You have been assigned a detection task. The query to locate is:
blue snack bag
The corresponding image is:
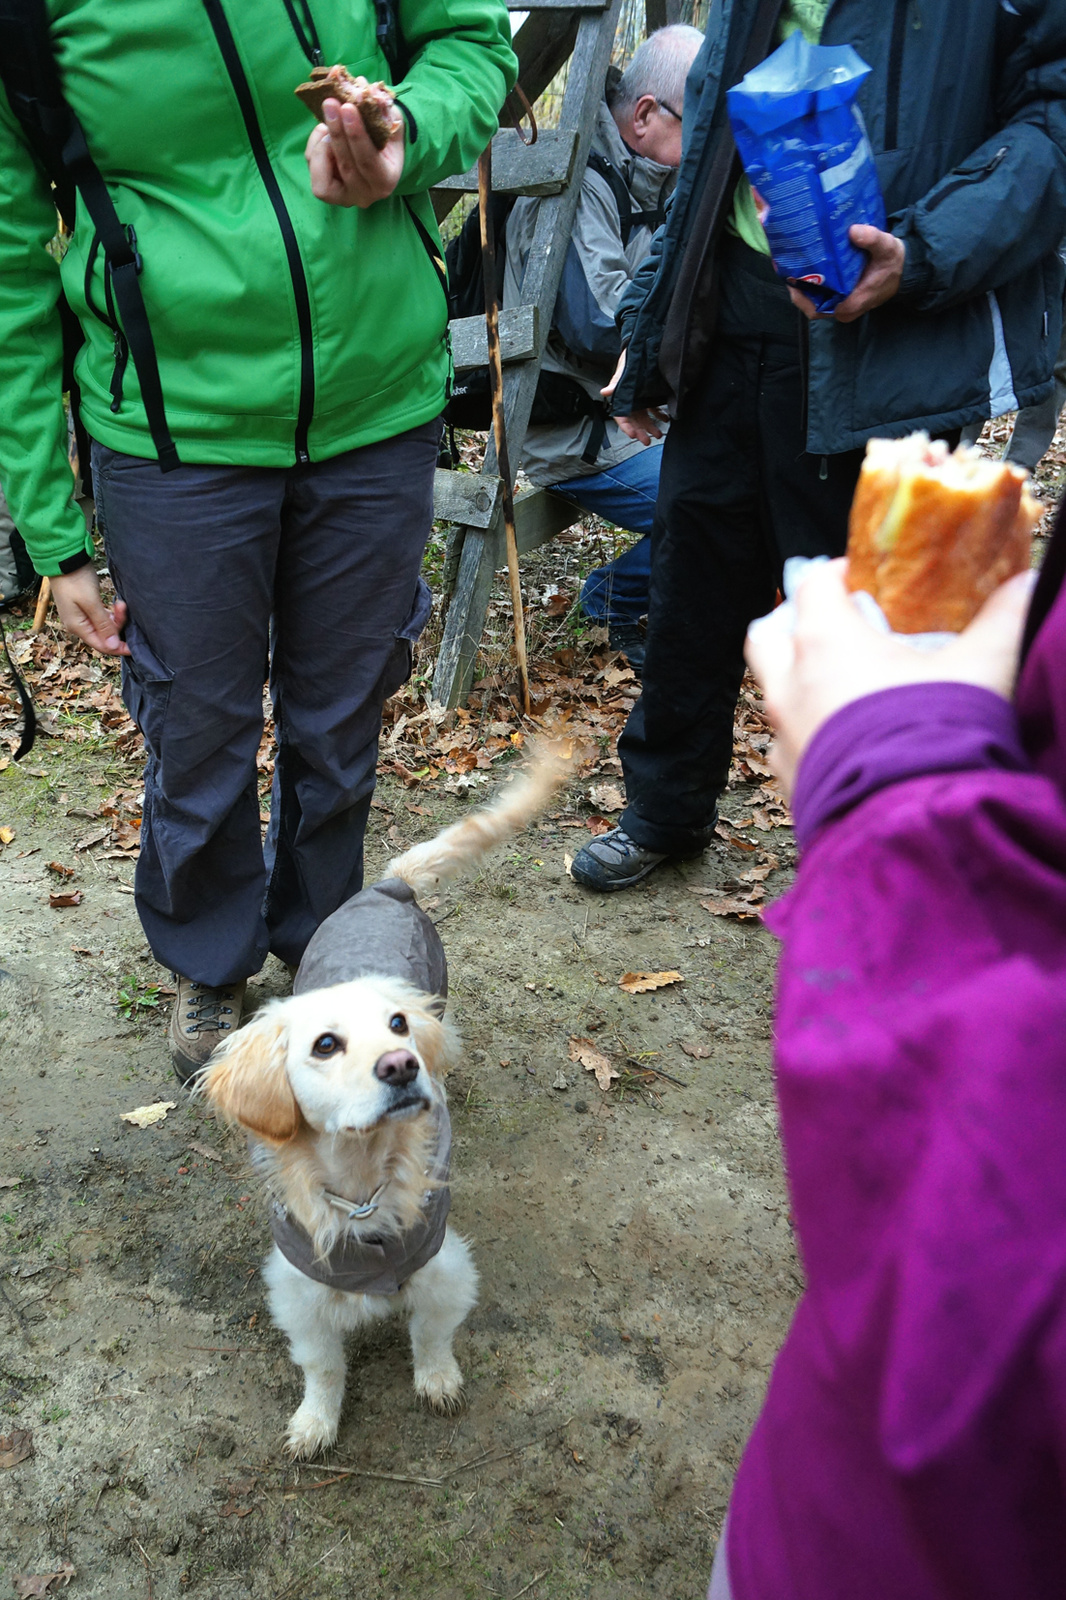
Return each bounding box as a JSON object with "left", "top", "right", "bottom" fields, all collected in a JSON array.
[{"left": 726, "top": 31, "right": 886, "bottom": 310}]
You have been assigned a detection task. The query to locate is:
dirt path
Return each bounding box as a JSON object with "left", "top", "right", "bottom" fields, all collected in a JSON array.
[{"left": 0, "top": 746, "right": 798, "bottom": 1600}]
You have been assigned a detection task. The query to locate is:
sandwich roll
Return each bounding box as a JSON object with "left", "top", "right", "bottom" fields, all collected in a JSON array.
[
  {"left": 846, "top": 433, "right": 1039, "bottom": 634},
  {"left": 294, "top": 66, "right": 402, "bottom": 150}
]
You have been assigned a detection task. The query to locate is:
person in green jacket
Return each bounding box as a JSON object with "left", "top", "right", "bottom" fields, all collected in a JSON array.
[{"left": 0, "top": 0, "right": 516, "bottom": 1081}]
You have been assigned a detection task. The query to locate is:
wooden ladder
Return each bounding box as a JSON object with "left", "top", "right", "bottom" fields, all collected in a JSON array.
[{"left": 429, "top": 0, "right": 625, "bottom": 709}]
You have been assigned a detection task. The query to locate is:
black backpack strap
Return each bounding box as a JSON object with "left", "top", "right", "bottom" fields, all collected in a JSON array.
[
  {"left": 586, "top": 150, "right": 635, "bottom": 246},
  {"left": 373, "top": 0, "right": 409, "bottom": 79},
  {"left": 60, "top": 123, "right": 179, "bottom": 470},
  {"left": 0, "top": 0, "right": 180, "bottom": 472},
  {"left": 586, "top": 150, "right": 669, "bottom": 249},
  {"left": 0, "top": 613, "right": 36, "bottom": 760}
]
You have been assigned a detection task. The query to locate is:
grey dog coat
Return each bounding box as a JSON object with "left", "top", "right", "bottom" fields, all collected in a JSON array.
[{"left": 265, "top": 879, "right": 452, "bottom": 1296}]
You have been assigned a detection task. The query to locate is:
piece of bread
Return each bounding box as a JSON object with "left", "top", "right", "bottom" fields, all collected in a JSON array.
[
  {"left": 294, "top": 66, "right": 401, "bottom": 150},
  {"left": 845, "top": 433, "right": 1039, "bottom": 633}
]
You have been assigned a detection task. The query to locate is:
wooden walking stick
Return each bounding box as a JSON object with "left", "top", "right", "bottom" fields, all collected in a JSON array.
[
  {"left": 477, "top": 140, "right": 530, "bottom": 716},
  {"left": 32, "top": 575, "right": 51, "bottom": 633}
]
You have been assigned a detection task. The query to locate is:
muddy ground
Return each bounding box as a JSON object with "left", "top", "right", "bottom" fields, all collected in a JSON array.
[
  {"left": 4, "top": 402, "right": 1060, "bottom": 1600},
  {"left": 0, "top": 740, "right": 798, "bottom": 1600}
]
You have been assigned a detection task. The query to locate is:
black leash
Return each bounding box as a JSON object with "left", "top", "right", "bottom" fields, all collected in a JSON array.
[{"left": 0, "top": 613, "right": 36, "bottom": 760}]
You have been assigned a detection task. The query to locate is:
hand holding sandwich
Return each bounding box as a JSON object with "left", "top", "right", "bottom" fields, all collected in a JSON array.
[
  {"left": 305, "top": 94, "right": 404, "bottom": 208},
  {"left": 746, "top": 559, "right": 1034, "bottom": 798}
]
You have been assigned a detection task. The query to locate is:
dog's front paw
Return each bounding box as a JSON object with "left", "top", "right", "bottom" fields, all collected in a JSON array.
[
  {"left": 414, "top": 1356, "right": 464, "bottom": 1414},
  {"left": 285, "top": 1404, "right": 339, "bottom": 1460}
]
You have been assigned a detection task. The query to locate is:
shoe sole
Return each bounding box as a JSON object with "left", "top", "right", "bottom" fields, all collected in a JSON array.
[
  {"left": 570, "top": 854, "right": 665, "bottom": 893},
  {"left": 170, "top": 1046, "right": 207, "bottom": 1088}
]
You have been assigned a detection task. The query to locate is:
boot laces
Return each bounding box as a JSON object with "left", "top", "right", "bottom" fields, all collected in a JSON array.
[
  {"left": 185, "top": 981, "right": 237, "bottom": 1034},
  {"left": 594, "top": 827, "right": 637, "bottom": 860}
]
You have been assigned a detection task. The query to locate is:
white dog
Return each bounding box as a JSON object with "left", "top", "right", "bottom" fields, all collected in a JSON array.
[{"left": 202, "top": 750, "right": 561, "bottom": 1457}]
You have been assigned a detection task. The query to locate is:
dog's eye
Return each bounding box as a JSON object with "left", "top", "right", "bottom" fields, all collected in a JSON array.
[
  {"left": 388, "top": 1013, "right": 408, "bottom": 1035},
  {"left": 311, "top": 1033, "right": 344, "bottom": 1058}
]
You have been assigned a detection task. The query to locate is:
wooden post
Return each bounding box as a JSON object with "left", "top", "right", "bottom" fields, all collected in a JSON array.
[{"left": 478, "top": 143, "right": 531, "bottom": 715}]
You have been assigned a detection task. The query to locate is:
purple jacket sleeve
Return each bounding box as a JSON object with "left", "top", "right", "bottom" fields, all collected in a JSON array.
[
  {"left": 789, "top": 682, "right": 1029, "bottom": 851},
  {"left": 732, "top": 684, "right": 1066, "bottom": 1596}
]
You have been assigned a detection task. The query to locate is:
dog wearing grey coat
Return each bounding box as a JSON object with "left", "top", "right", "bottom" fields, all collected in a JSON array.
[{"left": 202, "top": 751, "right": 561, "bottom": 1457}]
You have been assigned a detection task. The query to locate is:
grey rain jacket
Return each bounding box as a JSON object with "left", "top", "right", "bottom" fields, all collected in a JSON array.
[
  {"left": 504, "top": 101, "right": 675, "bottom": 485},
  {"left": 614, "top": 0, "right": 1066, "bottom": 456}
]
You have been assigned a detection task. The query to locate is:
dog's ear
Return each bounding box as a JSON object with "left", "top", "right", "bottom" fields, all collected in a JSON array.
[
  {"left": 201, "top": 1005, "right": 301, "bottom": 1144},
  {"left": 410, "top": 1002, "right": 461, "bottom": 1078}
]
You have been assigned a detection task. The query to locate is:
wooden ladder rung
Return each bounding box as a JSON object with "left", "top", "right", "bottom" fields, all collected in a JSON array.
[
  {"left": 450, "top": 305, "right": 538, "bottom": 372},
  {"left": 432, "top": 128, "right": 578, "bottom": 200},
  {"left": 433, "top": 468, "right": 503, "bottom": 530},
  {"left": 506, "top": 0, "right": 608, "bottom": 9}
]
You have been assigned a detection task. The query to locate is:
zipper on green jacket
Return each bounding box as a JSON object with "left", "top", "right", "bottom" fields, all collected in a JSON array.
[
  {"left": 202, "top": 0, "right": 316, "bottom": 465},
  {"left": 281, "top": 0, "right": 324, "bottom": 67}
]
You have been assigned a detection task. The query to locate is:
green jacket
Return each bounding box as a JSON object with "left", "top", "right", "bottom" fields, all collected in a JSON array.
[{"left": 0, "top": 0, "right": 516, "bottom": 574}]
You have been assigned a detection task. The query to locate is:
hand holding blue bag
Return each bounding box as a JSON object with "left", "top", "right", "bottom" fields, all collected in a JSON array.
[{"left": 726, "top": 31, "right": 886, "bottom": 310}]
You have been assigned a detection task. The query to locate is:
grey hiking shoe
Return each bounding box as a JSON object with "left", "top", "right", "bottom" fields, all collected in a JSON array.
[
  {"left": 570, "top": 826, "right": 669, "bottom": 892},
  {"left": 169, "top": 976, "right": 247, "bottom": 1086}
]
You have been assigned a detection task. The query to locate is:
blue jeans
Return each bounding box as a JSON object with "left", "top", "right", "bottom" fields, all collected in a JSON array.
[{"left": 550, "top": 443, "right": 663, "bottom": 625}]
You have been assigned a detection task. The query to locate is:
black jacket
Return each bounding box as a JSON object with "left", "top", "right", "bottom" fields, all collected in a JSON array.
[{"left": 614, "top": 0, "right": 1066, "bottom": 455}]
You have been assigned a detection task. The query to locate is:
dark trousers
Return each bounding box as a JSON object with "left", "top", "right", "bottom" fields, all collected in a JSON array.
[
  {"left": 618, "top": 243, "right": 863, "bottom": 857},
  {"left": 92, "top": 421, "right": 439, "bottom": 986}
]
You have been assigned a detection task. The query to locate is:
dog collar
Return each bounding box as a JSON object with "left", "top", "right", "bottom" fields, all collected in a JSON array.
[{"left": 323, "top": 1184, "right": 386, "bottom": 1221}]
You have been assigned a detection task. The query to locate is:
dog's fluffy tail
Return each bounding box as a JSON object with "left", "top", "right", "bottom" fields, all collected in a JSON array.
[{"left": 385, "top": 742, "right": 568, "bottom": 899}]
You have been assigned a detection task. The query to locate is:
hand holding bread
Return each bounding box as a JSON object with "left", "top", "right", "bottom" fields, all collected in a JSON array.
[
  {"left": 299, "top": 66, "right": 405, "bottom": 208},
  {"left": 745, "top": 433, "right": 1040, "bottom": 796},
  {"left": 845, "top": 434, "right": 1039, "bottom": 633},
  {"left": 295, "top": 67, "right": 403, "bottom": 149}
]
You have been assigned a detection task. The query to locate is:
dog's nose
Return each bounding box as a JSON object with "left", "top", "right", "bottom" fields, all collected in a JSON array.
[{"left": 374, "top": 1049, "right": 419, "bottom": 1087}]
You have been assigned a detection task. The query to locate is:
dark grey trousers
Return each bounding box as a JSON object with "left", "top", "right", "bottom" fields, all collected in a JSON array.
[{"left": 92, "top": 421, "right": 439, "bottom": 986}]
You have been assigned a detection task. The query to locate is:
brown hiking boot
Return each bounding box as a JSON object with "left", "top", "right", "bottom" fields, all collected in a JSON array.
[{"left": 169, "top": 976, "right": 247, "bottom": 1086}]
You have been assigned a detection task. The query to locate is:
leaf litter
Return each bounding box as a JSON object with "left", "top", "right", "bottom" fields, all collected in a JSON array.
[
  {"left": 12, "top": 1564, "right": 75, "bottom": 1598},
  {"left": 120, "top": 1101, "right": 177, "bottom": 1129},
  {"left": 618, "top": 971, "right": 683, "bottom": 994},
  {"left": 568, "top": 1036, "right": 619, "bottom": 1091},
  {"left": 0, "top": 1429, "right": 34, "bottom": 1469}
]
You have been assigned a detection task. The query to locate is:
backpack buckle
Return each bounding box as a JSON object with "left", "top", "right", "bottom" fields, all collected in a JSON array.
[{"left": 124, "top": 224, "right": 143, "bottom": 275}]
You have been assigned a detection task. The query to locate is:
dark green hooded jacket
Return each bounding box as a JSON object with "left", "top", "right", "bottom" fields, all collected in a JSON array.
[{"left": 614, "top": 0, "right": 1066, "bottom": 456}]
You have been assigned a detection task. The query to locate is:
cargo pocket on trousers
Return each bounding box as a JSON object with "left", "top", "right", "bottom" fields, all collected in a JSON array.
[
  {"left": 381, "top": 576, "right": 433, "bottom": 699},
  {"left": 121, "top": 619, "right": 174, "bottom": 755}
]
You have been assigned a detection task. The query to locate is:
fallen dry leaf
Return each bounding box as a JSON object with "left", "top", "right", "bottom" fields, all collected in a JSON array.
[
  {"left": 738, "top": 864, "right": 773, "bottom": 884},
  {"left": 120, "top": 1100, "right": 177, "bottom": 1129},
  {"left": 0, "top": 1176, "right": 20, "bottom": 1189},
  {"left": 679, "top": 1041, "right": 712, "bottom": 1060},
  {"left": 568, "top": 1036, "right": 619, "bottom": 1092},
  {"left": 563, "top": 853, "right": 574, "bottom": 878},
  {"left": 74, "top": 826, "right": 111, "bottom": 851},
  {"left": 187, "top": 1141, "right": 223, "bottom": 1163},
  {"left": 714, "top": 822, "right": 757, "bottom": 852},
  {"left": 48, "top": 890, "right": 82, "bottom": 909},
  {"left": 699, "top": 897, "right": 762, "bottom": 922},
  {"left": 749, "top": 804, "right": 791, "bottom": 830},
  {"left": 0, "top": 825, "right": 14, "bottom": 845},
  {"left": 13, "top": 1564, "right": 75, "bottom": 1598},
  {"left": 0, "top": 1429, "right": 34, "bottom": 1469},
  {"left": 618, "top": 971, "right": 683, "bottom": 994},
  {"left": 588, "top": 782, "right": 624, "bottom": 813},
  {"left": 46, "top": 861, "right": 74, "bottom": 877},
  {"left": 585, "top": 814, "right": 613, "bottom": 836}
]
